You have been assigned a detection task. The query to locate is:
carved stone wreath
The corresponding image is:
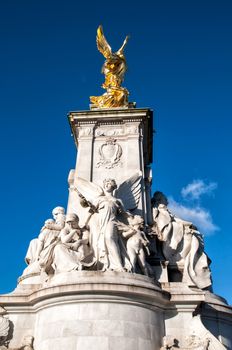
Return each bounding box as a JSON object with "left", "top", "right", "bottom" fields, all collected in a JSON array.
[{"left": 96, "top": 138, "right": 122, "bottom": 169}]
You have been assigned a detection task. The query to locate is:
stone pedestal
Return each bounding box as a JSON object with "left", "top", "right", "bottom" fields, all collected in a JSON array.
[
  {"left": 1, "top": 272, "right": 168, "bottom": 350},
  {"left": 1, "top": 275, "right": 232, "bottom": 349},
  {"left": 67, "top": 108, "right": 153, "bottom": 224}
]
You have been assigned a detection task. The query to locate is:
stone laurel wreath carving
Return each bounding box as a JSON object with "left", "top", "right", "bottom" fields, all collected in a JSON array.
[
  {"left": 78, "top": 127, "right": 93, "bottom": 137},
  {"left": 96, "top": 138, "right": 122, "bottom": 169},
  {"left": 95, "top": 128, "right": 124, "bottom": 137},
  {"left": 126, "top": 126, "right": 139, "bottom": 134}
]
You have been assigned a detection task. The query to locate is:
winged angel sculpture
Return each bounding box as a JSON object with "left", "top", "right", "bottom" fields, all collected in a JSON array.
[
  {"left": 90, "top": 25, "right": 129, "bottom": 108},
  {"left": 76, "top": 172, "right": 142, "bottom": 272}
]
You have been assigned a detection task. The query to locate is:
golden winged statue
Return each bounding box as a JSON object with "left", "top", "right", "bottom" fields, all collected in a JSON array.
[{"left": 90, "top": 25, "right": 129, "bottom": 109}]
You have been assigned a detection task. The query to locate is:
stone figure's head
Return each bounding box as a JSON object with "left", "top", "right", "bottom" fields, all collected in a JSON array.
[
  {"left": 22, "top": 335, "right": 34, "bottom": 346},
  {"left": 128, "top": 215, "right": 144, "bottom": 228},
  {"left": 103, "top": 178, "right": 117, "bottom": 193},
  {"left": 185, "top": 334, "right": 201, "bottom": 347},
  {"left": 52, "top": 206, "right": 65, "bottom": 218},
  {"left": 44, "top": 219, "right": 55, "bottom": 225},
  {"left": 151, "top": 191, "right": 168, "bottom": 207},
  {"left": 162, "top": 335, "right": 176, "bottom": 348},
  {"left": 65, "top": 213, "right": 79, "bottom": 229}
]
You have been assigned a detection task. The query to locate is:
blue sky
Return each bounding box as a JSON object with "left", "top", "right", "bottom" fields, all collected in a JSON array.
[{"left": 0, "top": 1, "right": 231, "bottom": 303}]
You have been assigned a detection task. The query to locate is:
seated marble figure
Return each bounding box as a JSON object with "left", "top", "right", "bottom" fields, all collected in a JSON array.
[
  {"left": 52, "top": 213, "right": 94, "bottom": 273},
  {"left": 23, "top": 206, "right": 66, "bottom": 276},
  {"left": 151, "top": 191, "right": 212, "bottom": 289}
]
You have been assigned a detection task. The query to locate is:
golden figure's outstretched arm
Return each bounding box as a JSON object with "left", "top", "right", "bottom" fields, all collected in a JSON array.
[{"left": 96, "top": 25, "right": 112, "bottom": 59}]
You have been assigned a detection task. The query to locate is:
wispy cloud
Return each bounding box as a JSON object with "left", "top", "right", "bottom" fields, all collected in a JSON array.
[
  {"left": 166, "top": 179, "right": 219, "bottom": 235},
  {"left": 168, "top": 197, "right": 219, "bottom": 235},
  {"left": 181, "top": 179, "right": 217, "bottom": 201}
]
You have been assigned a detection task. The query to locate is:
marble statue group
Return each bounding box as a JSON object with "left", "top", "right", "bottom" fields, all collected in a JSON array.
[{"left": 23, "top": 173, "right": 212, "bottom": 291}]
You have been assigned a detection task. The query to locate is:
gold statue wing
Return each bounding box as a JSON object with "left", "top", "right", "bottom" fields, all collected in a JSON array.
[
  {"left": 116, "top": 35, "right": 129, "bottom": 56},
  {"left": 96, "top": 25, "right": 112, "bottom": 59}
]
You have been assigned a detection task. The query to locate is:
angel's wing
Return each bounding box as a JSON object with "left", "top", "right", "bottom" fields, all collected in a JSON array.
[
  {"left": 76, "top": 177, "right": 104, "bottom": 204},
  {"left": 96, "top": 25, "right": 112, "bottom": 59},
  {"left": 116, "top": 35, "right": 129, "bottom": 56},
  {"left": 115, "top": 171, "right": 142, "bottom": 211}
]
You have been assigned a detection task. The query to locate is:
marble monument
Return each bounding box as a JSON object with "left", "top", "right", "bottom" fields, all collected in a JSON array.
[{"left": 0, "top": 26, "right": 232, "bottom": 350}]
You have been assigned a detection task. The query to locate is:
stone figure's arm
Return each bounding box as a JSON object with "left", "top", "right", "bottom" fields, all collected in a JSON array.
[
  {"left": 174, "top": 216, "right": 192, "bottom": 227},
  {"left": 80, "top": 229, "right": 90, "bottom": 245},
  {"left": 152, "top": 207, "right": 159, "bottom": 219},
  {"left": 116, "top": 221, "right": 135, "bottom": 238},
  {"left": 34, "top": 241, "right": 44, "bottom": 260},
  {"left": 44, "top": 216, "right": 65, "bottom": 231},
  {"left": 116, "top": 199, "right": 133, "bottom": 220},
  {"left": 60, "top": 229, "right": 79, "bottom": 244},
  {"left": 122, "top": 228, "right": 136, "bottom": 239},
  {"left": 71, "top": 230, "right": 89, "bottom": 250},
  {"left": 34, "top": 231, "right": 46, "bottom": 259}
]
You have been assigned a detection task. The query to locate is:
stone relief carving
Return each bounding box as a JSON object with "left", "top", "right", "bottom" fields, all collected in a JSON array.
[
  {"left": 160, "top": 335, "right": 210, "bottom": 350},
  {"left": 95, "top": 128, "right": 123, "bottom": 137},
  {"left": 96, "top": 138, "right": 122, "bottom": 169},
  {"left": 0, "top": 335, "right": 34, "bottom": 350},
  {"left": 151, "top": 191, "right": 212, "bottom": 289},
  {"left": 160, "top": 335, "right": 179, "bottom": 349},
  {"left": 0, "top": 315, "right": 10, "bottom": 348},
  {"left": 185, "top": 335, "right": 210, "bottom": 349},
  {"left": 126, "top": 125, "right": 139, "bottom": 134},
  {"left": 78, "top": 127, "right": 93, "bottom": 137}
]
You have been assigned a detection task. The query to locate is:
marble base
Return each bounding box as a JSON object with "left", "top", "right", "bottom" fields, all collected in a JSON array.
[
  {"left": 1, "top": 273, "right": 232, "bottom": 349},
  {"left": 1, "top": 272, "right": 169, "bottom": 350}
]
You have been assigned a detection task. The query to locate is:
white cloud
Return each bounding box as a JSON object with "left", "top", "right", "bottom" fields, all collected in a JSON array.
[
  {"left": 168, "top": 197, "right": 219, "bottom": 235},
  {"left": 181, "top": 179, "right": 217, "bottom": 200}
]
